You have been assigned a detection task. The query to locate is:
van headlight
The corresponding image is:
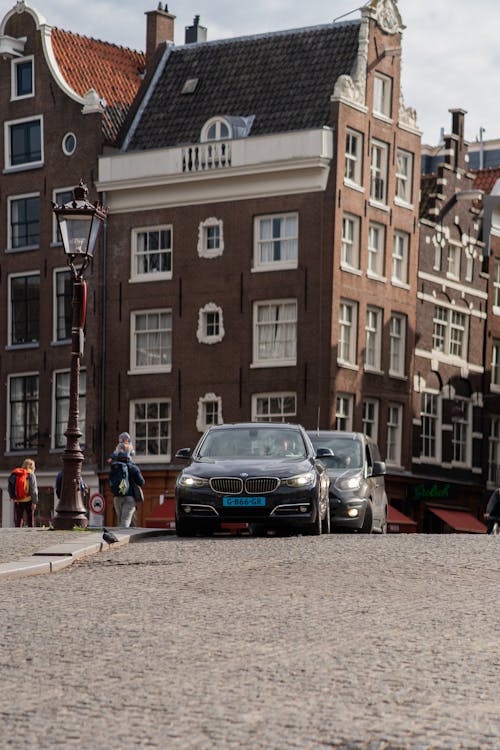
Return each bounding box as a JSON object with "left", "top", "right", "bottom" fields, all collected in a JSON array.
[
  {"left": 335, "top": 475, "right": 361, "bottom": 491},
  {"left": 179, "top": 475, "right": 209, "bottom": 488},
  {"left": 284, "top": 472, "right": 315, "bottom": 488}
]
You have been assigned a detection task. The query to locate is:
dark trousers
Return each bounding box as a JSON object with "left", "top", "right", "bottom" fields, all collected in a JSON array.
[{"left": 14, "top": 502, "right": 34, "bottom": 528}]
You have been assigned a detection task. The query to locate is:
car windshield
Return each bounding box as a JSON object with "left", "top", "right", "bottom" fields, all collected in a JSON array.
[
  {"left": 309, "top": 435, "right": 363, "bottom": 469},
  {"left": 197, "top": 427, "right": 307, "bottom": 459}
]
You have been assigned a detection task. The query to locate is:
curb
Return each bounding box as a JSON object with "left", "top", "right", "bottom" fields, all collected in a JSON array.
[{"left": 0, "top": 528, "right": 172, "bottom": 581}]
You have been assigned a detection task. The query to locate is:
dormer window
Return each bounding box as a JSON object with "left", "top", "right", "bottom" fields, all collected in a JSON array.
[
  {"left": 12, "top": 57, "right": 34, "bottom": 100},
  {"left": 202, "top": 117, "right": 231, "bottom": 142}
]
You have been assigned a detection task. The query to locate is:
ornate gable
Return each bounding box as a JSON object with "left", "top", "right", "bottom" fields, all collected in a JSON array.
[{"left": 365, "top": 0, "right": 405, "bottom": 35}]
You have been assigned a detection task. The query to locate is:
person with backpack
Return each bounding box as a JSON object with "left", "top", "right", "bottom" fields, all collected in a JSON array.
[
  {"left": 8, "top": 458, "right": 39, "bottom": 528},
  {"left": 109, "top": 450, "right": 145, "bottom": 527}
]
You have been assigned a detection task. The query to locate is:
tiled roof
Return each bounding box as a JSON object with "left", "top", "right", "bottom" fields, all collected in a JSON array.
[
  {"left": 125, "top": 22, "right": 361, "bottom": 151},
  {"left": 472, "top": 167, "right": 500, "bottom": 195},
  {"left": 51, "top": 28, "right": 145, "bottom": 144}
]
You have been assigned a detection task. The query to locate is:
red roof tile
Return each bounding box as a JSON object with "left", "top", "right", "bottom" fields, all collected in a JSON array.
[
  {"left": 472, "top": 167, "right": 500, "bottom": 195},
  {"left": 51, "top": 28, "right": 145, "bottom": 144}
]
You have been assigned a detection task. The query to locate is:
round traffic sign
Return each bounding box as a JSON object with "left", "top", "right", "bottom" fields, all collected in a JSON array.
[{"left": 89, "top": 493, "right": 105, "bottom": 514}]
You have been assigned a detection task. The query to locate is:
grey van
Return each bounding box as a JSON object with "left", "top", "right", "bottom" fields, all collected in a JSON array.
[{"left": 307, "top": 431, "right": 388, "bottom": 533}]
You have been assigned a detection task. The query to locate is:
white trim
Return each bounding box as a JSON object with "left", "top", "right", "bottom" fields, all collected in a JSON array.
[
  {"left": 196, "top": 393, "right": 223, "bottom": 432},
  {"left": 417, "top": 270, "right": 488, "bottom": 300},
  {"left": 11, "top": 55, "right": 34, "bottom": 100},
  {"left": 251, "top": 391, "right": 297, "bottom": 422},
  {"left": 252, "top": 298, "right": 297, "bottom": 368},
  {"left": 7, "top": 191, "right": 40, "bottom": 251},
  {"left": 52, "top": 266, "right": 72, "bottom": 343},
  {"left": 197, "top": 303, "right": 225, "bottom": 344},
  {"left": 253, "top": 212, "right": 298, "bottom": 271},
  {"left": 197, "top": 217, "right": 224, "bottom": 258},
  {"left": 130, "top": 225, "right": 173, "bottom": 282},
  {"left": 7, "top": 370, "right": 39, "bottom": 455},
  {"left": 130, "top": 308, "right": 172, "bottom": 373},
  {"left": 414, "top": 348, "right": 484, "bottom": 374},
  {"left": 52, "top": 186, "right": 74, "bottom": 244},
  {"left": 129, "top": 397, "right": 172, "bottom": 463},
  {"left": 7, "top": 270, "right": 40, "bottom": 347},
  {"left": 4, "top": 114, "right": 43, "bottom": 171}
]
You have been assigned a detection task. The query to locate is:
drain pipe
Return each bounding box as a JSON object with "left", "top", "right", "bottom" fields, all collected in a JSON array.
[{"left": 99, "top": 190, "right": 108, "bottom": 472}]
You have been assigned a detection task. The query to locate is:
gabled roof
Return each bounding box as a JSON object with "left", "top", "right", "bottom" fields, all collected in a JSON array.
[
  {"left": 51, "top": 28, "right": 145, "bottom": 144},
  {"left": 472, "top": 167, "right": 500, "bottom": 196},
  {"left": 125, "top": 21, "right": 361, "bottom": 151}
]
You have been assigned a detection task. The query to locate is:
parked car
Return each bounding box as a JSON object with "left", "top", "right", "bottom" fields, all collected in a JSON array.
[
  {"left": 307, "top": 431, "right": 388, "bottom": 533},
  {"left": 175, "top": 423, "right": 331, "bottom": 536}
]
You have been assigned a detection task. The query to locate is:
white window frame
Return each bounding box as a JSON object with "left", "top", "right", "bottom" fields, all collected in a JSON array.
[
  {"left": 201, "top": 117, "right": 232, "bottom": 142},
  {"left": 197, "top": 302, "right": 225, "bottom": 344},
  {"left": 52, "top": 187, "right": 74, "bottom": 244},
  {"left": 370, "top": 139, "right": 389, "bottom": 205},
  {"left": 8, "top": 192, "right": 40, "bottom": 251},
  {"left": 367, "top": 222, "right": 386, "bottom": 278},
  {"left": 491, "top": 340, "right": 500, "bottom": 390},
  {"left": 395, "top": 148, "right": 413, "bottom": 206},
  {"left": 130, "top": 398, "right": 172, "bottom": 462},
  {"left": 197, "top": 217, "right": 224, "bottom": 258},
  {"left": 392, "top": 230, "right": 409, "bottom": 285},
  {"left": 53, "top": 267, "right": 72, "bottom": 343},
  {"left": 345, "top": 128, "right": 363, "bottom": 186},
  {"left": 196, "top": 393, "right": 223, "bottom": 432},
  {"left": 451, "top": 398, "right": 470, "bottom": 467},
  {"left": 252, "top": 392, "right": 297, "bottom": 422},
  {"left": 373, "top": 73, "right": 392, "bottom": 119},
  {"left": 52, "top": 368, "right": 86, "bottom": 450},
  {"left": 386, "top": 403, "right": 403, "bottom": 466},
  {"left": 336, "top": 393, "right": 354, "bottom": 431},
  {"left": 253, "top": 213, "right": 298, "bottom": 271},
  {"left": 341, "top": 214, "right": 361, "bottom": 270},
  {"left": 7, "top": 371, "right": 39, "bottom": 454},
  {"left": 364, "top": 306, "right": 383, "bottom": 372},
  {"left": 338, "top": 299, "right": 358, "bottom": 367},
  {"left": 493, "top": 259, "right": 500, "bottom": 312},
  {"left": 130, "top": 309, "right": 172, "bottom": 373},
  {"left": 420, "top": 391, "right": 440, "bottom": 462},
  {"left": 362, "top": 398, "right": 379, "bottom": 441},
  {"left": 131, "top": 225, "right": 173, "bottom": 282},
  {"left": 389, "top": 313, "right": 406, "bottom": 377},
  {"left": 432, "top": 305, "right": 468, "bottom": 360},
  {"left": 488, "top": 417, "right": 500, "bottom": 486},
  {"left": 252, "top": 299, "right": 297, "bottom": 368},
  {"left": 8, "top": 271, "right": 40, "bottom": 347},
  {"left": 11, "top": 56, "right": 34, "bottom": 100},
  {"left": 446, "top": 244, "right": 460, "bottom": 280},
  {"left": 4, "top": 115, "right": 43, "bottom": 170}
]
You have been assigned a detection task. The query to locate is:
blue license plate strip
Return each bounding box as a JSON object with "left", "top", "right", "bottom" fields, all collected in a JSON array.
[{"left": 223, "top": 496, "right": 266, "bottom": 507}]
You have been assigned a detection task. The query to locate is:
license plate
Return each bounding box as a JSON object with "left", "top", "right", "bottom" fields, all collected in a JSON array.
[{"left": 223, "top": 497, "right": 266, "bottom": 507}]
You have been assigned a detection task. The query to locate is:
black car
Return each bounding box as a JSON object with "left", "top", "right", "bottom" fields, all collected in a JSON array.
[{"left": 175, "top": 423, "right": 331, "bottom": 536}]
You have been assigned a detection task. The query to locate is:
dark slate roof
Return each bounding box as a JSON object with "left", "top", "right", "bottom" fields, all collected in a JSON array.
[{"left": 125, "top": 21, "right": 361, "bottom": 151}]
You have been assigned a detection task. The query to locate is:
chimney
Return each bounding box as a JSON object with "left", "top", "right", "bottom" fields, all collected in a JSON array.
[
  {"left": 145, "top": 3, "right": 175, "bottom": 66},
  {"left": 185, "top": 15, "right": 207, "bottom": 44}
]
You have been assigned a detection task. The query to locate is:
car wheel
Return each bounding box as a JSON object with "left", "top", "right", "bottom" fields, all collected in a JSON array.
[
  {"left": 248, "top": 522, "right": 268, "bottom": 537},
  {"left": 321, "top": 502, "right": 331, "bottom": 534},
  {"left": 175, "top": 515, "right": 198, "bottom": 537},
  {"left": 305, "top": 503, "right": 322, "bottom": 535},
  {"left": 359, "top": 505, "right": 373, "bottom": 534}
]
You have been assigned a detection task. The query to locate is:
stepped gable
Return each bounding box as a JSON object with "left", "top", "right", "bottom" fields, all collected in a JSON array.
[
  {"left": 51, "top": 28, "right": 146, "bottom": 144},
  {"left": 126, "top": 21, "right": 361, "bottom": 151}
]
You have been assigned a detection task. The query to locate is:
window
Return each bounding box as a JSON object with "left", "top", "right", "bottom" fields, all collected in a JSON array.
[
  {"left": 446, "top": 245, "right": 460, "bottom": 279},
  {"left": 9, "top": 194, "right": 40, "bottom": 249},
  {"left": 53, "top": 188, "right": 74, "bottom": 244},
  {"left": 197, "top": 303, "right": 224, "bottom": 344},
  {"left": 252, "top": 393, "right": 297, "bottom": 422},
  {"left": 254, "top": 213, "right": 298, "bottom": 270},
  {"left": 196, "top": 393, "right": 223, "bottom": 432},
  {"left": 389, "top": 313, "right": 406, "bottom": 376},
  {"left": 9, "top": 273, "right": 39, "bottom": 346},
  {"left": 452, "top": 398, "right": 469, "bottom": 465},
  {"left": 432, "top": 306, "right": 467, "bottom": 359},
  {"left": 131, "top": 399, "right": 171, "bottom": 460},
  {"left": 336, "top": 394, "right": 353, "bottom": 431},
  {"left": 392, "top": 231, "right": 409, "bottom": 285},
  {"left": 368, "top": 222, "right": 385, "bottom": 277},
  {"left": 131, "top": 310, "right": 172, "bottom": 372},
  {"left": 338, "top": 299, "right": 358, "bottom": 366},
  {"left": 54, "top": 269, "right": 72, "bottom": 342},
  {"left": 395, "top": 149, "right": 413, "bottom": 204},
  {"left": 365, "top": 306, "right": 383, "bottom": 371},
  {"left": 373, "top": 73, "right": 392, "bottom": 118},
  {"left": 420, "top": 392, "right": 438, "bottom": 459},
  {"left": 53, "top": 370, "right": 86, "bottom": 449},
  {"left": 494, "top": 260, "right": 500, "bottom": 309},
  {"left": 370, "top": 140, "right": 389, "bottom": 204},
  {"left": 201, "top": 117, "right": 231, "bottom": 142},
  {"left": 62, "top": 132, "right": 77, "bottom": 156},
  {"left": 491, "top": 341, "right": 500, "bottom": 388},
  {"left": 341, "top": 214, "right": 361, "bottom": 269},
  {"left": 345, "top": 129, "right": 363, "bottom": 185},
  {"left": 5, "top": 116, "right": 43, "bottom": 169},
  {"left": 362, "top": 398, "right": 379, "bottom": 441},
  {"left": 12, "top": 57, "right": 34, "bottom": 99},
  {"left": 253, "top": 300, "right": 297, "bottom": 367},
  {"left": 8, "top": 374, "right": 39, "bottom": 452},
  {"left": 132, "top": 226, "right": 172, "bottom": 280},
  {"left": 386, "top": 403, "right": 402, "bottom": 465},
  {"left": 488, "top": 418, "right": 500, "bottom": 485},
  {"left": 198, "top": 217, "right": 224, "bottom": 258}
]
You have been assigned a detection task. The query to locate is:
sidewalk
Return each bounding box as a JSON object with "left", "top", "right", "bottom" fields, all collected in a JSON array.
[{"left": 0, "top": 527, "right": 170, "bottom": 581}]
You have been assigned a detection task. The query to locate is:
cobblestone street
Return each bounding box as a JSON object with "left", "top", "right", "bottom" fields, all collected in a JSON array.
[{"left": 1, "top": 533, "right": 499, "bottom": 749}]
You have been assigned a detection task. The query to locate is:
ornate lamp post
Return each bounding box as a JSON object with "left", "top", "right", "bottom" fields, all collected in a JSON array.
[{"left": 51, "top": 181, "right": 107, "bottom": 529}]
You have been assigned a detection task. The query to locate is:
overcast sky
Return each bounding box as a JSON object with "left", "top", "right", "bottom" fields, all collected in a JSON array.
[{"left": 5, "top": 0, "right": 499, "bottom": 145}]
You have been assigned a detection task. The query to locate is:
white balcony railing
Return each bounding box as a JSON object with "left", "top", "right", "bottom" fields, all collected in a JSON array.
[{"left": 182, "top": 142, "right": 232, "bottom": 172}]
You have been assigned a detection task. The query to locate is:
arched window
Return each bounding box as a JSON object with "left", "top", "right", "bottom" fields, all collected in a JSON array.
[{"left": 201, "top": 117, "right": 231, "bottom": 142}]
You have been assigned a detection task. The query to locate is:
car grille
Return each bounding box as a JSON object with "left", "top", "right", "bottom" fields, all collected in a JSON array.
[
  {"left": 210, "top": 477, "right": 244, "bottom": 494},
  {"left": 209, "top": 477, "right": 280, "bottom": 495}
]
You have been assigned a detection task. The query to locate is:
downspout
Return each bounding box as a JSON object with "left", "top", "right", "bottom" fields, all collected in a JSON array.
[{"left": 99, "top": 190, "right": 108, "bottom": 472}]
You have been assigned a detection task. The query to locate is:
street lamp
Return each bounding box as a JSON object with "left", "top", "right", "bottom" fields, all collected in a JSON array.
[{"left": 51, "top": 180, "right": 107, "bottom": 529}]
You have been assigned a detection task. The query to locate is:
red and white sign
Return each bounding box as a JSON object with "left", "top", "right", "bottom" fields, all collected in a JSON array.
[{"left": 89, "top": 493, "right": 105, "bottom": 515}]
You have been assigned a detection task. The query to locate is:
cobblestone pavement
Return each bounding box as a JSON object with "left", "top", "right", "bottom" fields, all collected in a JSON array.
[{"left": 1, "top": 533, "right": 499, "bottom": 749}]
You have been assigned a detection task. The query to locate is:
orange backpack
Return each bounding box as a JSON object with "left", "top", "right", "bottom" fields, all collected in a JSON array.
[{"left": 11, "top": 468, "right": 30, "bottom": 500}]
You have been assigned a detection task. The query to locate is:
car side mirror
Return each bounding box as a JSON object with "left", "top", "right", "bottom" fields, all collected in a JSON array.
[
  {"left": 175, "top": 447, "right": 192, "bottom": 460},
  {"left": 316, "top": 447, "right": 334, "bottom": 458},
  {"left": 371, "top": 460, "right": 386, "bottom": 477}
]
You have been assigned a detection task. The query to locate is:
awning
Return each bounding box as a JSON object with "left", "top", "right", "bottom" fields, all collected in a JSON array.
[
  {"left": 429, "top": 507, "right": 486, "bottom": 533},
  {"left": 387, "top": 505, "right": 417, "bottom": 532}
]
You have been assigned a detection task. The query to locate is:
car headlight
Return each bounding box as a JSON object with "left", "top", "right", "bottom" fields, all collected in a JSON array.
[
  {"left": 283, "top": 471, "right": 315, "bottom": 488},
  {"left": 178, "top": 475, "right": 209, "bottom": 488},
  {"left": 335, "top": 475, "right": 361, "bottom": 491}
]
